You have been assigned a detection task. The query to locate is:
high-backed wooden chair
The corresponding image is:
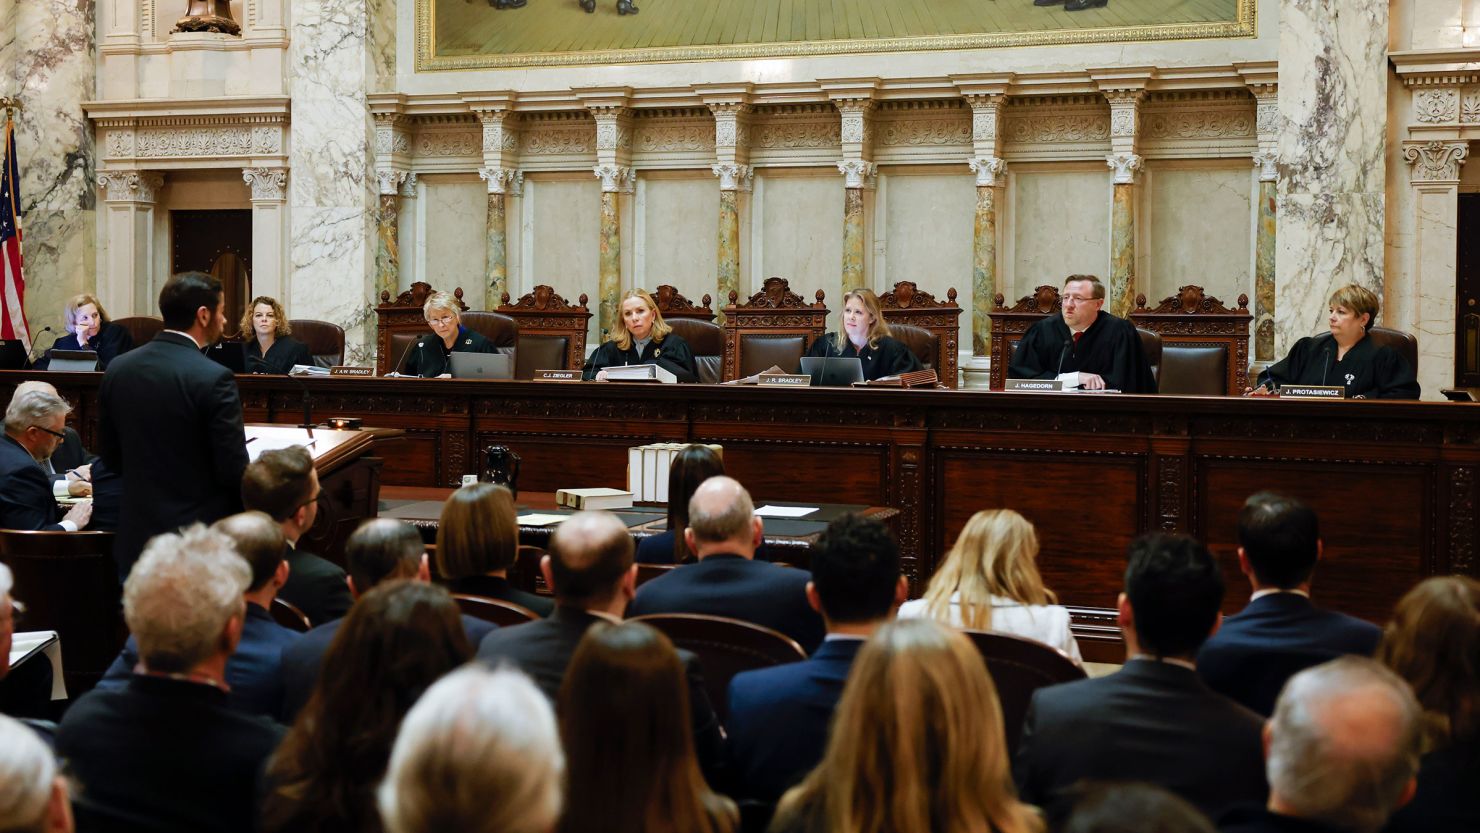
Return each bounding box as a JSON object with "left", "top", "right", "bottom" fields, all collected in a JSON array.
[
  {"left": 1368, "top": 326, "right": 1419, "bottom": 375},
  {"left": 652, "top": 284, "right": 716, "bottom": 322},
  {"left": 452, "top": 593, "right": 540, "bottom": 627},
  {"left": 630, "top": 613, "right": 806, "bottom": 721},
  {"left": 962, "top": 629, "right": 1086, "bottom": 761},
  {"left": 878, "top": 281, "right": 963, "bottom": 388},
  {"left": 988, "top": 285, "right": 1061, "bottom": 390},
  {"left": 1131, "top": 286, "right": 1252, "bottom": 396},
  {"left": 459, "top": 311, "right": 520, "bottom": 351},
  {"left": 113, "top": 316, "right": 164, "bottom": 348},
  {"left": 497, "top": 286, "right": 592, "bottom": 376},
  {"left": 375, "top": 282, "right": 468, "bottom": 375},
  {"left": 287, "top": 319, "right": 346, "bottom": 368},
  {"left": 651, "top": 285, "right": 724, "bottom": 383},
  {"left": 720, "top": 277, "right": 829, "bottom": 381}
]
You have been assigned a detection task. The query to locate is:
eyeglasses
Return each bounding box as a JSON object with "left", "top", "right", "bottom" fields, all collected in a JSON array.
[
  {"left": 429, "top": 315, "right": 457, "bottom": 326},
  {"left": 31, "top": 425, "right": 66, "bottom": 440},
  {"left": 1061, "top": 295, "right": 1101, "bottom": 307}
]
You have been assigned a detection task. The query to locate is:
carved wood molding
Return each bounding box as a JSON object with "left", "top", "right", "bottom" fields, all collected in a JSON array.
[
  {"left": 652, "top": 284, "right": 715, "bottom": 320},
  {"left": 1133, "top": 285, "right": 1249, "bottom": 315},
  {"left": 498, "top": 285, "right": 589, "bottom": 312}
]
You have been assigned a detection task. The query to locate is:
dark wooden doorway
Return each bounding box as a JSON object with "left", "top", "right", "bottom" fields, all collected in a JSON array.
[
  {"left": 1458, "top": 194, "right": 1480, "bottom": 387},
  {"left": 171, "top": 210, "right": 253, "bottom": 336}
]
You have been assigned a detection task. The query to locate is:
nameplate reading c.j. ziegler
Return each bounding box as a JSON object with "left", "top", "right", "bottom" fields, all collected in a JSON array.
[
  {"left": 758, "top": 373, "right": 812, "bottom": 387},
  {"left": 1005, "top": 379, "right": 1064, "bottom": 392},
  {"left": 1279, "top": 385, "right": 1346, "bottom": 399},
  {"left": 534, "top": 369, "right": 581, "bottom": 382},
  {"left": 330, "top": 366, "right": 374, "bottom": 377}
]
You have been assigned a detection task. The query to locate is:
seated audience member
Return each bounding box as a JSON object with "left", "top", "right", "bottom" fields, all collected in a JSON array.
[
  {"left": 637, "top": 443, "right": 725, "bottom": 565},
  {"left": 1016, "top": 534, "right": 1266, "bottom": 821},
  {"left": 899, "top": 508, "right": 1082, "bottom": 664},
  {"left": 770, "top": 618, "right": 1041, "bottom": 833},
  {"left": 582, "top": 289, "right": 699, "bottom": 383},
  {"left": 377, "top": 665, "right": 564, "bottom": 833},
  {"left": 558, "top": 622, "right": 737, "bottom": 833},
  {"left": 1008, "top": 274, "right": 1157, "bottom": 393},
  {"left": 804, "top": 288, "right": 921, "bottom": 381},
  {"left": 56, "top": 526, "right": 284, "bottom": 833},
  {"left": 0, "top": 563, "right": 54, "bottom": 723},
  {"left": 399, "top": 291, "right": 501, "bottom": 378},
  {"left": 1378, "top": 576, "right": 1480, "bottom": 833},
  {"left": 725, "top": 514, "right": 907, "bottom": 805},
  {"left": 0, "top": 389, "right": 92, "bottom": 530},
  {"left": 1052, "top": 782, "right": 1215, "bottom": 833},
  {"left": 0, "top": 713, "right": 73, "bottom": 832},
  {"left": 98, "top": 511, "right": 303, "bottom": 719},
  {"left": 11, "top": 381, "right": 94, "bottom": 493},
  {"left": 436, "top": 483, "right": 553, "bottom": 616},
  {"left": 1197, "top": 492, "right": 1381, "bottom": 716},
  {"left": 241, "top": 296, "right": 314, "bottom": 375},
  {"left": 1253, "top": 284, "right": 1419, "bottom": 400},
  {"left": 32, "top": 292, "right": 133, "bottom": 371},
  {"left": 241, "top": 446, "right": 352, "bottom": 625},
  {"left": 1221, "top": 658, "right": 1422, "bottom": 833},
  {"left": 628, "top": 476, "right": 825, "bottom": 652},
  {"left": 263, "top": 581, "right": 474, "bottom": 833},
  {"left": 280, "top": 518, "right": 496, "bottom": 719},
  {"left": 477, "top": 511, "right": 722, "bottom": 775}
]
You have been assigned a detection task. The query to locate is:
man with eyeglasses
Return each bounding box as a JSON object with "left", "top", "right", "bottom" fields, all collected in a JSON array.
[
  {"left": 0, "top": 388, "right": 93, "bottom": 530},
  {"left": 1007, "top": 274, "right": 1157, "bottom": 393}
]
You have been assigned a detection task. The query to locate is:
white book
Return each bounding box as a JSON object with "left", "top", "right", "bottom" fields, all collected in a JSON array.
[
  {"left": 604, "top": 363, "right": 677, "bottom": 384},
  {"left": 628, "top": 446, "right": 644, "bottom": 495}
]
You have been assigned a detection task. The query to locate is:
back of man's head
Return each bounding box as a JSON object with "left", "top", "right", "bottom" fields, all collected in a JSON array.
[
  {"left": 212, "top": 511, "right": 286, "bottom": 593},
  {"left": 811, "top": 514, "right": 900, "bottom": 624},
  {"left": 124, "top": 524, "right": 251, "bottom": 674},
  {"left": 1053, "top": 782, "right": 1215, "bottom": 833},
  {"left": 1238, "top": 491, "right": 1320, "bottom": 588},
  {"left": 241, "top": 446, "right": 315, "bottom": 522},
  {"left": 158, "top": 271, "right": 222, "bottom": 331},
  {"left": 1267, "top": 657, "right": 1423, "bottom": 833},
  {"left": 547, "top": 511, "right": 633, "bottom": 605},
  {"left": 1124, "top": 533, "right": 1224, "bottom": 658},
  {"left": 0, "top": 712, "right": 62, "bottom": 832},
  {"left": 686, "top": 476, "right": 755, "bottom": 554},
  {"left": 347, "top": 518, "right": 425, "bottom": 592}
]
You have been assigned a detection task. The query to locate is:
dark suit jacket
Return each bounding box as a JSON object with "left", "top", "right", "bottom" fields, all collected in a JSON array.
[
  {"left": 279, "top": 545, "right": 353, "bottom": 626},
  {"left": 47, "top": 426, "right": 94, "bottom": 479},
  {"left": 1196, "top": 592, "right": 1382, "bottom": 716},
  {"left": 0, "top": 433, "right": 63, "bottom": 530},
  {"left": 476, "top": 606, "right": 723, "bottom": 777},
  {"left": 1382, "top": 738, "right": 1480, "bottom": 833},
  {"left": 725, "top": 637, "right": 861, "bottom": 802},
  {"left": 56, "top": 674, "right": 284, "bottom": 833},
  {"left": 99, "top": 331, "right": 248, "bottom": 574},
  {"left": 627, "top": 554, "right": 825, "bottom": 653},
  {"left": 1016, "top": 658, "right": 1267, "bottom": 821},
  {"left": 1220, "top": 805, "right": 1349, "bottom": 833},
  {"left": 279, "top": 611, "right": 495, "bottom": 721},
  {"left": 636, "top": 529, "right": 679, "bottom": 564},
  {"left": 446, "top": 574, "right": 555, "bottom": 617}
]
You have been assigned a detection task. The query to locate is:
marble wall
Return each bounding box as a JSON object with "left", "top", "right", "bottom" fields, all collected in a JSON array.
[
  {"left": 421, "top": 177, "right": 486, "bottom": 297},
  {"left": 636, "top": 176, "right": 718, "bottom": 294},
  {"left": 1145, "top": 164, "right": 1254, "bottom": 306},
  {"left": 1008, "top": 167, "right": 1110, "bottom": 301},
  {"left": 526, "top": 176, "right": 601, "bottom": 340},
  {"left": 879, "top": 171, "right": 975, "bottom": 347},
  {"left": 756, "top": 173, "right": 844, "bottom": 308}
]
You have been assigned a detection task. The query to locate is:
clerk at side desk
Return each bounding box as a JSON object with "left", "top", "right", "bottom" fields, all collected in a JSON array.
[
  {"left": 582, "top": 289, "right": 698, "bottom": 382},
  {"left": 1251, "top": 284, "right": 1420, "bottom": 400},
  {"left": 1008, "top": 274, "right": 1157, "bottom": 394}
]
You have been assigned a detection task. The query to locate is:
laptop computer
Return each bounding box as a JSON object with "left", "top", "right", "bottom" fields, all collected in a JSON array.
[
  {"left": 48, "top": 349, "right": 100, "bottom": 372},
  {"left": 0, "top": 341, "right": 26, "bottom": 370},
  {"left": 450, "top": 351, "right": 514, "bottom": 380},
  {"left": 206, "top": 341, "right": 247, "bottom": 373},
  {"left": 800, "top": 356, "right": 865, "bottom": 387}
]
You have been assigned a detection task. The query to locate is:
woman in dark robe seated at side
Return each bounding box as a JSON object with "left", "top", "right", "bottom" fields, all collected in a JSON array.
[
  {"left": 804, "top": 288, "right": 921, "bottom": 381},
  {"left": 636, "top": 444, "right": 724, "bottom": 565},
  {"left": 435, "top": 482, "right": 554, "bottom": 617},
  {"left": 34, "top": 293, "right": 133, "bottom": 370},
  {"left": 583, "top": 289, "right": 698, "bottom": 382},
  {"left": 241, "top": 295, "right": 313, "bottom": 374},
  {"left": 401, "top": 291, "right": 501, "bottom": 378},
  {"left": 1251, "top": 284, "right": 1420, "bottom": 399}
]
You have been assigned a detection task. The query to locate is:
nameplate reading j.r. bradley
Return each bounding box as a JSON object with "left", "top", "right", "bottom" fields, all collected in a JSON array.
[
  {"left": 758, "top": 373, "right": 812, "bottom": 387},
  {"left": 1279, "top": 385, "right": 1346, "bottom": 399},
  {"left": 1005, "top": 379, "right": 1064, "bottom": 392},
  {"left": 534, "top": 370, "right": 581, "bottom": 382},
  {"left": 330, "top": 366, "right": 374, "bottom": 377}
]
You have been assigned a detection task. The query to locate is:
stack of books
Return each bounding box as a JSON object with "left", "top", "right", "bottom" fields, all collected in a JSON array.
[{"left": 627, "top": 442, "right": 724, "bottom": 502}]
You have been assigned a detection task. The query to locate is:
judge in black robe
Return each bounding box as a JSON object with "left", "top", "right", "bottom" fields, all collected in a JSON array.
[
  {"left": 241, "top": 296, "right": 315, "bottom": 374},
  {"left": 1008, "top": 278, "right": 1157, "bottom": 394},
  {"left": 398, "top": 292, "right": 503, "bottom": 378},
  {"left": 245, "top": 336, "right": 314, "bottom": 374},
  {"left": 1253, "top": 283, "right": 1420, "bottom": 400},
  {"left": 805, "top": 288, "right": 923, "bottom": 382},
  {"left": 33, "top": 294, "right": 134, "bottom": 370},
  {"left": 582, "top": 289, "right": 699, "bottom": 382}
]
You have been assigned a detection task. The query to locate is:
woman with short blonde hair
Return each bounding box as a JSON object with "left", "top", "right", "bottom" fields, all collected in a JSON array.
[
  {"left": 400, "top": 290, "right": 502, "bottom": 377},
  {"left": 804, "top": 288, "right": 921, "bottom": 382},
  {"left": 34, "top": 292, "right": 133, "bottom": 370},
  {"left": 582, "top": 289, "right": 699, "bottom": 382},
  {"left": 435, "top": 482, "right": 552, "bottom": 616},
  {"left": 240, "top": 295, "right": 313, "bottom": 374},
  {"left": 1253, "top": 283, "right": 1419, "bottom": 399}
]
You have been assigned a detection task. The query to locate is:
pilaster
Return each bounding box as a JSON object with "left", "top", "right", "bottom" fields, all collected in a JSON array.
[
  {"left": 958, "top": 75, "right": 1012, "bottom": 363},
  {"left": 97, "top": 170, "right": 164, "bottom": 316},
  {"left": 701, "top": 87, "right": 754, "bottom": 325},
  {"left": 1094, "top": 69, "right": 1153, "bottom": 320},
  {"left": 469, "top": 95, "right": 521, "bottom": 307},
  {"left": 1405, "top": 140, "right": 1469, "bottom": 396},
  {"left": 1246, "top": 77, "right": 1280, "bottom": 362},
  {"left": 581, "top": 89, "right": 634, "bottom": 337},
  {"left": 825, "top": 79, "right": 879, "bottom": 294}
]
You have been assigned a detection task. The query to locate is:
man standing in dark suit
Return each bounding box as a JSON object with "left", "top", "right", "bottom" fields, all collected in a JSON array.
[
  {"left": 99, "top": 272, "right": 248, "bottom": 578},
  {"left": 725, "top": 513, "right": 908, "bottom": 804},
  {"left": 241, "top": 446, "right": 352, "bottom": 626},
  {"left": 1016, "top": 533, "right": 1267, "bottom": 821},
  {"left": 0, "top": 388, "right": 93, "bottom": 530},
  {"left": 627, "top": 476, "right": 825, "bottom": 652},
  {"left": 1197, "top": 492, "right": 1382, "bottom": 716}
]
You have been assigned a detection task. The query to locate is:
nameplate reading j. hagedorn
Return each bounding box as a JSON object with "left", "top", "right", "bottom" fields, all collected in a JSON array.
[
  {"left": 758, "top": 373, "right": 812, "bottom": 387},
  {"left": 535, "top": 369, "right": 581, "bottom": 382},
  {"left": 330, "top": 366, "right": 375, "bottom": 377},
  {"left": 1006, "top": 379, "right": 1064, "bottom": 392},
  {"left": 1278, "top": 385, "right": 1346, "bottom": 399}
]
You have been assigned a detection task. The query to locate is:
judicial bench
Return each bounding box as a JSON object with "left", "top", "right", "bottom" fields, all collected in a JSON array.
[{"left": 5, "top": 370, "right": 1478, "bottom": 662}]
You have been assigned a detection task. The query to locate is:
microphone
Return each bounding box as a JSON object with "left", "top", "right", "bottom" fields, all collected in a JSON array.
[
  {"left": 1055, "top": 338, "right": 1073, "bottom": 378},
  {"left": 386, "top": 338, "right": 419, "bottom": 378},
  {"left": 1320, "top": 346, "right": 1332, "bottom": 386},
  {"left": 25, "top": 327, "right": 56, "bottom": 367}
]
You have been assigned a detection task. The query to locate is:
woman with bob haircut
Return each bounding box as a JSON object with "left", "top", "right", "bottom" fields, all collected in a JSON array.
[
  {"left": 899, "top": 508, "right": 1081, "bottom": 664},
  {"left": 240, "top": 295, "right": 313, "bottom": 375},
  {"left": 400, "top": 291, "right": 501, "bottom": 378},
  {"left": 33, "top": 292, "right": 133, "bottom": 370},
  {"left": 803, "top": 288, "right": 920, "bottom": 382},
  {"left": 558, "top": 622, "right": 737, "bottom": 833},
  {"left": 261, "top": 581, "right": 472, "bottom": 833},
  {"left": 1252, "top": 283, "right": 1419, "bottom": 399},
  {"left": 1378, "top": 576, "right": 1480, "bottom": 833},
  {"left": 770, "top": 618, "right": 1042, "bottom": 833},
  {"left": 435, "top": 482, "right": 552, "bottom": 616},
  {"left": 636, "top": 444, "right": 725, "bottom": 565},
  {"left": 582, "top": 289, "right": 698, "bottom": 382}
]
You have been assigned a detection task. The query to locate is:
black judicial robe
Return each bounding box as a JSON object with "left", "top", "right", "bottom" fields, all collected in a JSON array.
[
  {"left": 806, "top": 334, "right": 922, "bottom": 381},
  {"left": 401, "top": 327, "right": 501, "bottom": 378},
  {"left": 1257, "top": 333, "right": 1420, "bottom": 400},
  {"left": 1009, "top": 312, "right": 1157, "bottom": 394},
  {"left": 33, "top": 322, "right": 134, "bottom": 370},
  {"left": 245, "top": 336, "right": 314, "bottom": 375},
  {"left": 582, "top": 332, "right": 699, "bottom": 382}
]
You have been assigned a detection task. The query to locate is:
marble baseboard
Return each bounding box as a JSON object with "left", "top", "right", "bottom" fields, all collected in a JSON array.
[{"left": 1273, "top": 191, "right": 1385, "bottom": 354}]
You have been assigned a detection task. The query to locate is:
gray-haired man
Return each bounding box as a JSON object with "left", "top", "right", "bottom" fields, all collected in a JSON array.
[{"left": 0, "top": 388, "right": 92, "bottom": 530}]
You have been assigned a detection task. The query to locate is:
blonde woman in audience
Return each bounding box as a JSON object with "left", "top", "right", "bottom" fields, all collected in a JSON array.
[
  {"left": 0, "top": 714, "right": 72, "bottom": 833},
  {"left": 769, "top": 618, "right": 1042, "bottom": 833},
  {"left": 377, "top": 664, "right": 564, "bottom": 833},
  {"left": 899, "top": 508, "right": 1082, "bottom": 664}
]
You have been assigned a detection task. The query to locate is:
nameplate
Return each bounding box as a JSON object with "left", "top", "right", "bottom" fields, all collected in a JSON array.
[
  {"left": 1279, "top": 385, "right": 1346, "bottom": 399},
  {"left": 758, "top": 373, "right": 812, "bottom": 387},
  {"left": 1005, "top": 379, "right": 1064, "bottom": 392},
  {"left": 534, "top": 369, "right": 581, "bottom": 382},
  {"left": 330, "top": 366, "right": 374, "bottom": 377}
]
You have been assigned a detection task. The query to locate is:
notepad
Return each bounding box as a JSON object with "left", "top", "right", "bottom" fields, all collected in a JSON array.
[
  {"left": 754, "top": 505, "right": 819, "bottom": 519},
  {"left": 517, "top": 513, "right": 570, "bottom": 526}
]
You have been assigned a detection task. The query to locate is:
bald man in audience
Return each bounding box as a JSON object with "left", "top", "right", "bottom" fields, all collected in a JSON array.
[
  {"left": 1220, "top": 657, "right": 1422, "bottom": 833},
  {"left": 0, "top": 389, "right": 92, "bottom": 531},
  {"left": 627, "top": 476, "right": 824, "bottom": 652}
]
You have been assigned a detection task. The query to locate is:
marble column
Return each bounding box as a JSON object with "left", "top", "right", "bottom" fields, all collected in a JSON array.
[
  {"left": 478, "top": 168, "right": 521, "bottom": 308},
  {"left": 244, "top": 168, "right": 290, "bottom": 306},
  {"left": 968, "top": 156, "right": 1005, "bottom": 356},
  {"left": 712, "top": 163, "right": 752, "bottom": 325},
  {"left": 1404, "top": 141, "right": 1468, "bottom": 396},
  {"left": 96, "top": 171, "right": 163, "bottom": 318},
  {"left": 838, "top": 161, "right": 875, "bottom": 293},
  {"left": 1106, "top": 154, "right": 1143, "bottom": 320},
  {"left": 1275, "top": 0, "right": 1388, "bottom": 353},
  {"left": 1252, "top": 153, "right": 1278, "bottom": 362},
  {"left": 374, "top": 170, "right": 406, "bottom": 300},
  {"left": 595, "top": 165, "right": 632, "bottom": 336}
]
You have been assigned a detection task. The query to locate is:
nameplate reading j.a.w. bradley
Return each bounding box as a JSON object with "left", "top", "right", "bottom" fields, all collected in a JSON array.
[
  {"left": 1006, "top": 379, "right": 1064, "bottom": 392},
  {"left": 1279, "top": 385, "right": 1346, "bottom": 399},
  {"left": 534, "top": 369, "right": 581, "bottom": 382},
  {"left": 758, "top": 373, "right": 812, "bottom": 387},
  {"left": 330, "top": 366, "right": 374, "bottom": 377}
]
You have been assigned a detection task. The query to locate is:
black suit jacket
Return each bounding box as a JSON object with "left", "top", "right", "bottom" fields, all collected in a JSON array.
[
  {"left": 627, "top": 554, "right": 825, "bottom": 653},
  {"left": 0, "top": 434, "right": 63, "bottom": 530},
  {"left": 99, "top": 332, "right": 248, "bottom": 574},
  {"left": 446, "top": 574, "right": 555, "bottom": 617},
  {"left": 47, "top": 426, "right": 93, "bottom": 479},
  {"left": 1016, "top": 659, "right": 1267, "bottom": 820},
  {"left": 1196, "top": 592, "right": 1382, "bottom": 716},
  {"left": 279, "top": 546, "right": 354, "bottom": 627}
]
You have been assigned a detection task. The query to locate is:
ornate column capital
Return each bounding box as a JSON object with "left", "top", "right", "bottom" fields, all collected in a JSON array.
[
  {"left": 241, "top": 167, "right": 287, "bottom": 201},
  {"left": 1403, "top": 141, "right": 1469, "bottom": 184},
  {"left": 472, "top": 107, "right": 521, "bottom": 167},
  {"left": 98, "top": 170, "right": 165, "bottom": 203},
  {"left": 1102, "top": 88, "right": 1146, "bottom": 156},
  {"left": 708, "top": 101, "right": 753, "bottom": 166},
  {"left": 711, "top": 163, "right": 754, "bottom": 192},
  {"left": 963, "top": 94, "right": 1007, "bottom": 158},
  {"left": 376, "top": 169, "right": 408, "bottom": 196},
  {"left": 479, "top": 166, "right": 524, "bottom": 195},
  {"left": 1252, "top": 152, "right": 1279, "bottom": 183},
  {"left": 586, "top": 105, "right": 633, "bottom": 167},
  {"left": 837, "top": 159, "right": 877, "bottom": 190},
  {"left": 400, "top": 172, "right": 419, "bottom": 198},
  {"left": 833, "top": 97, "right": 875, "bottom": 159},
  {"left": 1106, "top": 153, "right": 1144, "bottom": 185},
  {"left": 594, "top": 164, "right": 635, "bottom": 194},
  {"left": 372, "top": 112, "right": 411, "bottom": 165},
  {"left": 967, "top": 156, "right": 1006, "bottom": 188}
]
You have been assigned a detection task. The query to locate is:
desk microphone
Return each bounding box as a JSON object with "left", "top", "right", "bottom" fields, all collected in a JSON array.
[
  {"left": 386, "top": 338, "right": 419, "bottom": 378},
  {"left": 1054, "top": 338, "right": 1073, "bottom": 378},
  {"left": 25, "top": 327, "right": 55, "bottom": 367},
  {"left": 1320, "top": 347, "right": 1332, "bottom": 386}
]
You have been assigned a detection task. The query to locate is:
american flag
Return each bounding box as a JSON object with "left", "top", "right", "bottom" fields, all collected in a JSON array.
[{"left": 1, "top": 112, "right": 31, "bottom": 353}]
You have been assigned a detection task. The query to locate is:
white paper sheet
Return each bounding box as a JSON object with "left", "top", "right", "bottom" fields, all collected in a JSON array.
[{"left": 753, "top": 505, "right": 819, "bottom": 518}]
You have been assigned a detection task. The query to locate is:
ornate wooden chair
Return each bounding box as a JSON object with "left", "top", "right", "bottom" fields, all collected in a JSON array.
[
  {"left": 961, "top": 629, "right": 1086, "bottom": 760},
  {"left": 113, "top": 316, "right": 164, "bottom": 348},
  {"left": 375, "top": 282, "right": 468, "bottom": 375},
  {"left": 987, "top": 285, "right": 1061, "bottom": 390},
  {"left": 629, "top": 613, "right": 807, "bottom": 721},
  {"left": 497, "top": 286, "right": 592, "bottom": 377},
  {"left": 451, "top": 593, "right": 540, "bottom": 627},
  {"left": 652, "top": 285, "right": 724, "bottom": 383},
  {"left": 1368, "top": 326, "right": 1419, "bottom": 375},
  {"left": 877, "top": 281, "right": 963, "bottom": 388},
  {"left": 720, "top": 277, "right": 830, "bottom": 381},
  {"left": 652, "top": 284, "right": 716, "bottom": 322},
  {"left": 1131, "top": 286, "right": 1252, "bottom": 396},
  {"left": 287, "top": 319, "right": 346, "bottom": 368}
]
